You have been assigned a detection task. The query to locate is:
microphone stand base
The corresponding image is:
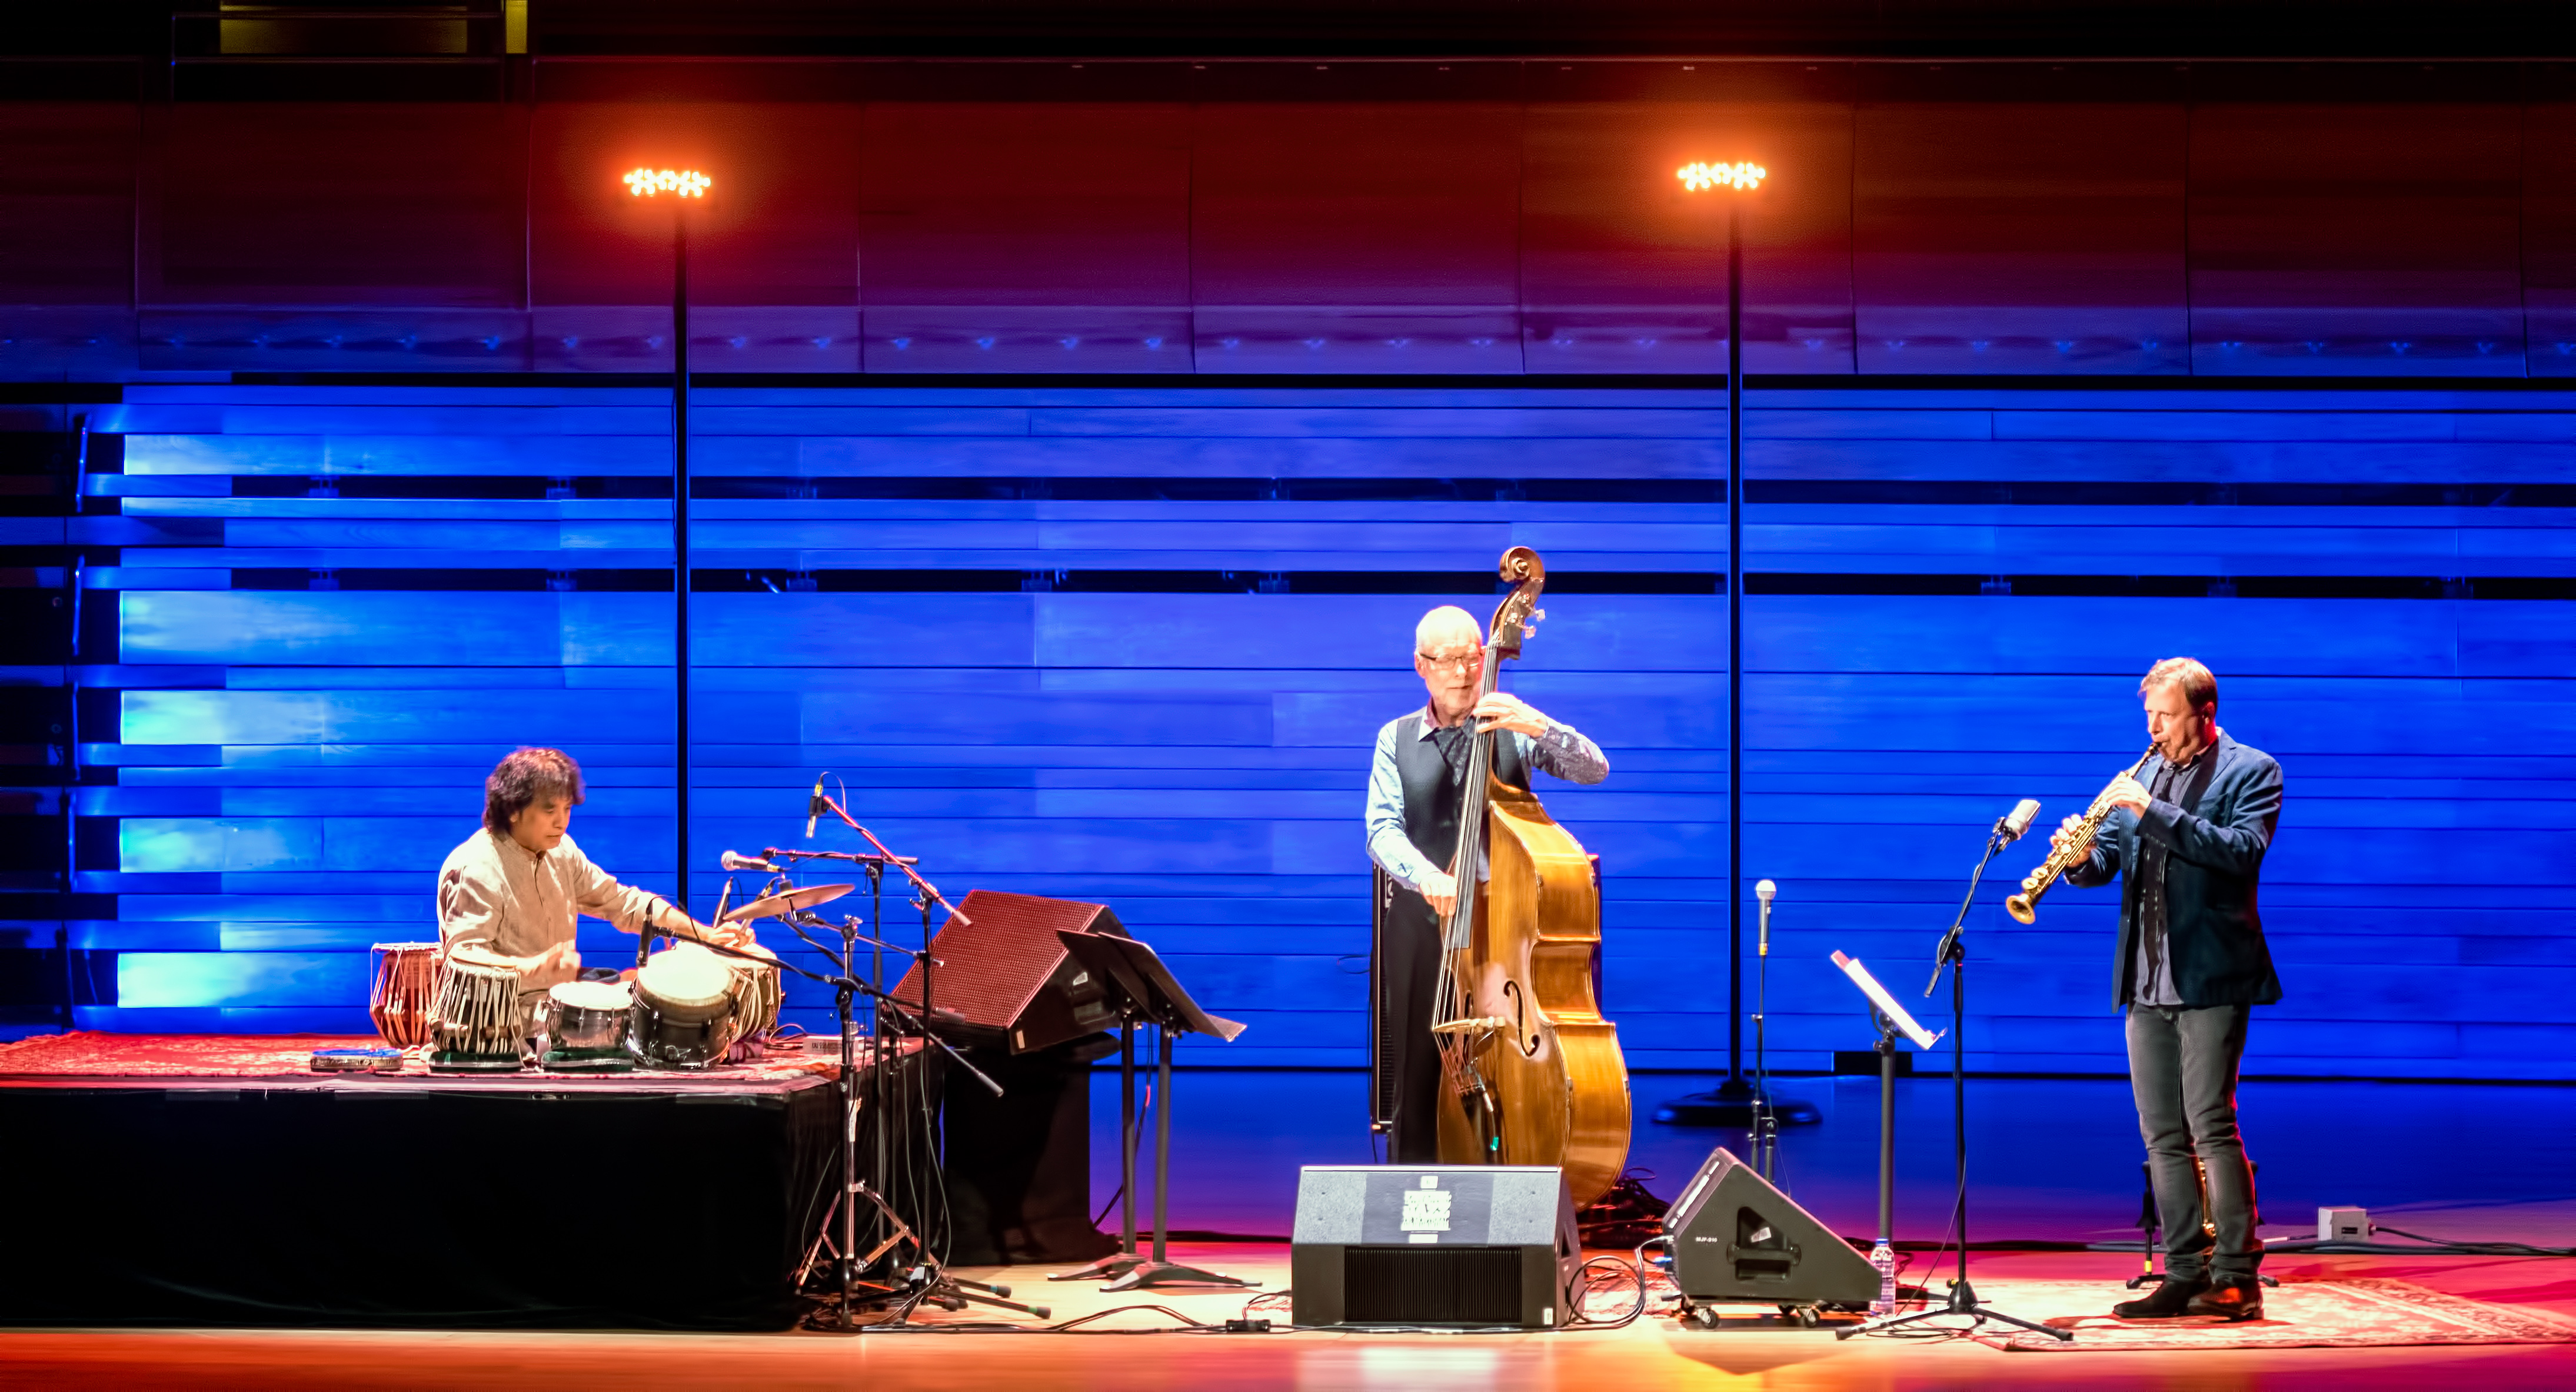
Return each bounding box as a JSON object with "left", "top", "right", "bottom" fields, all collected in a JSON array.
[
  {"left": 1050, "top": 1250, "right": 1145, "bottom": 1283},
  {"left": 1835, "top": 1275, "right": 2073, "bottom": 1343},
  {"left": 1654, "top": 1077, "right": 1822, "bottom": 1128},
  {"left": 1100, "top": 1260, "right": 1257, "bottom": 1293}
]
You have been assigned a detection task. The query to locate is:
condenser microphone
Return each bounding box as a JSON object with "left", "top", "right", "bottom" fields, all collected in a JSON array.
[
  {"left": 2000, "top": 798, "right": 2042, "bottom": 843},
  {"left": 1755, "top": 879, "right": 1776, "bottom": 956},
  {"left": 720, "top": 850, "right": 780, "bottom": 873},
  {"left": 806, "top": 772, "right": 827, "bottom": 839}
]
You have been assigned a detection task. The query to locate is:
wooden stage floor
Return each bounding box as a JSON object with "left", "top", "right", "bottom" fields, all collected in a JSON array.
[
  {"left": 5, "top": 1072, "right": 2572, "bottom": 1387},
  {"left": 4, "top": 1236, "right": 2571, "bottom": 1390}
]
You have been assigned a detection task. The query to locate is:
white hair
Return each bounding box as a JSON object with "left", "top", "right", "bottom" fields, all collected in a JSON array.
[{"left": 1413, "top": 605, "right": 1480, "bottom": 656}]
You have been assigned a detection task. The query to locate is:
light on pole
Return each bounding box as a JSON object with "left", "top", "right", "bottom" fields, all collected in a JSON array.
[
  {"left": 1659, "top": 158, "right": 1817, "bottom": 1138},
  {"left": 626, "top": 166, "right": 710, "bottom": 958}
]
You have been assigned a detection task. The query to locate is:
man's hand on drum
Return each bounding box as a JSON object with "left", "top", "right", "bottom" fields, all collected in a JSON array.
[{"left": 1421, "top": 868, "right": 1461, "bottom": 916}]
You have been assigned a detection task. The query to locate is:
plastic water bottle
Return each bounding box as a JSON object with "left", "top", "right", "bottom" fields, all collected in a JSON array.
[{"left": 1869, "top": 1240, "right": 1898, "bottom": 1315}]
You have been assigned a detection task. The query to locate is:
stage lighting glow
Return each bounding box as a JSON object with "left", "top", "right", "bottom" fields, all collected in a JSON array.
[
  {"left": 624, "top": 168, "right": 711, "bottom": 198},
  {"left": 1678, "top": 161, "right": 1765, "bottom": 192}
]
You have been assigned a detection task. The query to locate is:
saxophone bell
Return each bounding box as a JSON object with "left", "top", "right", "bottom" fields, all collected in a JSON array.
[{"left": 2001, "top": 748, "right": 2156, "bottom": 926}]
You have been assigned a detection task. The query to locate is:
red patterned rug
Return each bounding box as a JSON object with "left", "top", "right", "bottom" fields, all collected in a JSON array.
[
  {"left": 0, "top": 1031, "right": 841, "bottom": 1081},
  {"left": 1968, "top": 1276, "right": 2576, "bottom": 1351}
]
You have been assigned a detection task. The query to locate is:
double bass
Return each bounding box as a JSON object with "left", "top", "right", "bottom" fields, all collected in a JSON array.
[{"left": 1430, "top": 547, "right": 1632, "bottom": 1207}]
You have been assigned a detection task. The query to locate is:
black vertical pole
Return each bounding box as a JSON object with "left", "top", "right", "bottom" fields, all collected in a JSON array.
[
  {"left": 1955, "top": 951, "right": 1968, "bottom": 1255},
  {"left": 1151, "top": 1022, "right": 1174, "bottom": 1265},
  {"left": 1878, "top": 1029, "right": 1896, "bottom": 1245},
  {"left": 1121, "top": 1019, "right": 1139, "bottom": 1257},
  {"left": 675, "top": 208, "right": 692, "bottom": 913},
  {"left": 668, "top": 205, "right": 693, "bottom": 950},
  {"left": 1726, "top": 202, "right": 1745, "bottom": 1087}
]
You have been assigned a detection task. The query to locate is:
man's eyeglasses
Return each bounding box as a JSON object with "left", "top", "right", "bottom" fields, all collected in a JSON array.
[{"left": 1416, "top": 649, "right": 1486, "bottom": 671}]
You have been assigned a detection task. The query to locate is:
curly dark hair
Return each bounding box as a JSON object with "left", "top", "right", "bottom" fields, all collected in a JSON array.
[{"left": 483, "top": 747, "right": 586, "bottom": 836}]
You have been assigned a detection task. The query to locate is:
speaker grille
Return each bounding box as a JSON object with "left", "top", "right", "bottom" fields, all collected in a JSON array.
[
  {"left": 886, "top": 889, "right": 1119, "bottom": 1031},
  {"left": 1342, "top": 1246, "right": 1524, "bottom": 1325}
]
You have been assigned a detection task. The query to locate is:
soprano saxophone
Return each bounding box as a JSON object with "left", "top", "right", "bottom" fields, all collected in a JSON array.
[{"left": 2004, "top": 748, "right": 2156, "bottom": 925}]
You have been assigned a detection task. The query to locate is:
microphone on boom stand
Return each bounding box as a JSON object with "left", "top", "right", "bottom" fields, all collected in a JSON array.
[
  {"left": 721, "top": 849, "right": 783, "bottom": 873},
  {"left": 806, "top": 772, "right": 827, "bottom": 839},
  {"left": 1843, "top": 795, "right": 2072, "bottom": 1343}
]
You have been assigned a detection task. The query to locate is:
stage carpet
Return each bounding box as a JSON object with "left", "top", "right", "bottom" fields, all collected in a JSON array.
[{"left": 2, "top": 1244, "right": 2573, "bottom": 1389}]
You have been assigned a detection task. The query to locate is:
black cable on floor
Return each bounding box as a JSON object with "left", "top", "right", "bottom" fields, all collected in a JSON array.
[{"left": 1562, "top": 1255, "right": 1648, "bottom": 1330}]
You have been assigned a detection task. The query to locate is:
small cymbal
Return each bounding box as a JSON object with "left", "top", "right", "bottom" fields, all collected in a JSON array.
[{"left": 721, "top": 882, "right": 854, "bottom": 923}]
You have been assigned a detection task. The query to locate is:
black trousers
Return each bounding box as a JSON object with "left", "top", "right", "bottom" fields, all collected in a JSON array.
[
  {"left": 2126, "top": 1002, "right": 2264, "bottom": 1282},
  {"left": 1377, "top": 886, "right": 1445, "bottom": 1164}
]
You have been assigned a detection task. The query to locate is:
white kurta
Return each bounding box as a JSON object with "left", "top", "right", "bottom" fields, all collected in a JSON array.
[{"left": 435, "top": 829, "right": 671, "bottom": 997}]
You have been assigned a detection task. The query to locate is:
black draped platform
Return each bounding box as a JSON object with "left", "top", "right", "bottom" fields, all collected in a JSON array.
[{"left": 0, "top": 1069, "right": 841, "bottom": 1330}]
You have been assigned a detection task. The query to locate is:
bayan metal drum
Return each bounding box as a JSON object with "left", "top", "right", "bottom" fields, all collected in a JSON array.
[
  {"left": 543, "top": 978, "right": 635, "bottom": 1072},
  {"left": 721, "top": 942, "right": 784, "bottom": 1063},
  {"left": 367, "top": 942, "right": 440, "bottom": 1049},
  {"left": 629, "top": 943, "right": 735, "bottom": 1070},
  {"left": 431, "top": 943, "right": 524, "bottom": 1073}
]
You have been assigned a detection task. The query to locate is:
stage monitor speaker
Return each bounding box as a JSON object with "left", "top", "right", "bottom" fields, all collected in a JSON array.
[
  {"left": 1290, "top": 1165, "right": 1579, "bottom": 1328},
  {"left": 887, "top": 889, "right": 1130, "bottom": 1054},
  {"left": 1663, "top": 1146, "right": 1878, "bottom": 1308}
]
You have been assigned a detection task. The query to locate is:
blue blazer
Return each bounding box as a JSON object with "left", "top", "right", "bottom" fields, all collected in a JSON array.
[{"left": 2065, "top": 730, "right": 2285, "bottom": 1008}]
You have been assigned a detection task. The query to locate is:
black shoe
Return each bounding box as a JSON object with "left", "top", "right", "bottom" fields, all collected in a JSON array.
[
  {"left": 2112, "top": 1277, "right": 2209, "bottom": 1320},
  {"left": 2185, "top": 1280, "right": 2265, "bottom": 1321}
]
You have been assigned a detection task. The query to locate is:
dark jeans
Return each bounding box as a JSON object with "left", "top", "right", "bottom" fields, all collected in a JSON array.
[{"left": 2126, "top": 1002, "right": 2263, "bottom": 1282}]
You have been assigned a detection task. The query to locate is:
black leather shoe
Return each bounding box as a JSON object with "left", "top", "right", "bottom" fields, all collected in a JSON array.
[
  {"left": 2186, "top": 1280, "right": 2265, "bottom": 1321},
  {"left": 2112, "top": 1277, "right": 2209, "bottom": 1319}
]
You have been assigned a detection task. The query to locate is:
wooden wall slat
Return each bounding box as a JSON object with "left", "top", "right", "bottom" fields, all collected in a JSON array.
[{"left": 54, "top": 382, "right": 2574, "bottom": 1078}]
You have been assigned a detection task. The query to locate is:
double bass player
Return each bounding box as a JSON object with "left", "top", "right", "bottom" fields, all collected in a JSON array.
[{"left": 1363, "top": 604, "right": 1608, "bottom": 1162}]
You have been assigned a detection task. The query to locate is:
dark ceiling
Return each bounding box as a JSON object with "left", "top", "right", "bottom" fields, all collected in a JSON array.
[{"left": 8, "top": 1, "right": 2574, "bottom": 62}]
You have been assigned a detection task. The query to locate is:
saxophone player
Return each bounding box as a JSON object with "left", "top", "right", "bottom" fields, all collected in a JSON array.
[{"left": 2059, "top": 657, "right": 2284, "bottom": 1323}]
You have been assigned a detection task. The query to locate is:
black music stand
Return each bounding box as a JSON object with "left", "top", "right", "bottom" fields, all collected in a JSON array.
[{"left": 1054, "top": 929, "right": 1256, "bottom": 1292}]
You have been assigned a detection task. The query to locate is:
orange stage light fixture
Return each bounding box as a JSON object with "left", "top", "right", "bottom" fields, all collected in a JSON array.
[
  {"left": 624, "top": 167, "right": 711, "bottom": 198},
  {"left": 1677, "top": 161, "right": 1765, "bottom": 192}
]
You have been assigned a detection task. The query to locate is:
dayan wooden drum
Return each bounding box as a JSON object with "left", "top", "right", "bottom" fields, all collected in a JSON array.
[
  {"left": 720, "top": 942, "right": 784, "bottom": 1063},
  {"left": 430, "top": 942, "right": 524, "bottom": 1072}
]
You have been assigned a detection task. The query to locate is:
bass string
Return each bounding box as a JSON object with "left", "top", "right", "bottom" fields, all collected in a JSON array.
[{"left": 1432, "top": 633, "right": 1506, "bottom": 1035}]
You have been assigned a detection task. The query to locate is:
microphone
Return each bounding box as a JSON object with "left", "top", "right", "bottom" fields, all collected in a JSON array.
[
  {"left": 720, "top": 850, "right": 780, "bottom": 873},
  {"left": 805, "top": 771, "right": 826, "bottom": 839},
  {"left": 1999, "top": 798, "right": 2042, "bottom": 843},
  {"left": 1755, "top": 879, "right": 1776, "bottom": 957}
]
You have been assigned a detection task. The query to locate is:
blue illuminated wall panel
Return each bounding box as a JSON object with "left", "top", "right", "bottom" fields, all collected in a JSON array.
[{"left": 38, "top": 381, "right": 2575, "bottom": 1081}]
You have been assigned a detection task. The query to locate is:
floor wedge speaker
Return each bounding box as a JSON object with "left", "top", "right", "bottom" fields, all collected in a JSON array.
[
  {"left": 887, "top": 889, "right": 1129, "bottom": 1054},
  {"left": 1291, "top": 1165, "right": 1580, "bottom": 1328},
  {"left": 1664, "top": 1147, "right": 1879, "bottom": 1311}
]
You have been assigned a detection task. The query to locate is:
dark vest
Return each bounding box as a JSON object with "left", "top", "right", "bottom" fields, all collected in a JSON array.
[{"left": 1391, "top": 711, "right": 1530, "bottom": 872}]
